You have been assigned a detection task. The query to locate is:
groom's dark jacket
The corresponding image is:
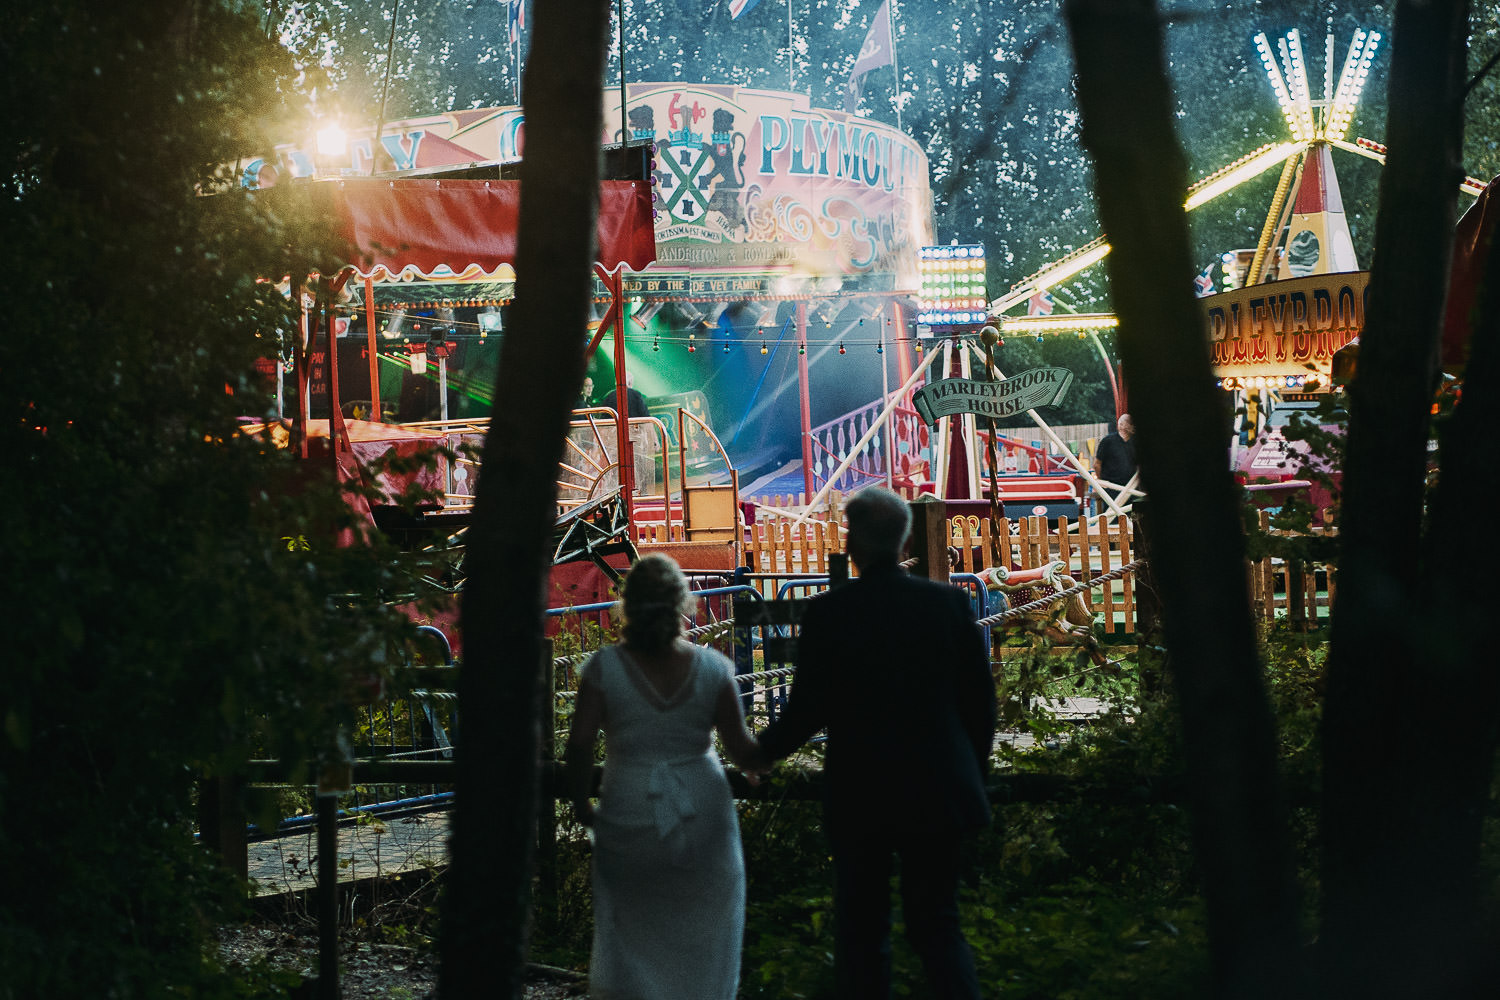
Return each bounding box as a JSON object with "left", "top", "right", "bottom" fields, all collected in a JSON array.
[{"left": 757, "top": 564, "right": 996, "bottom": 839}]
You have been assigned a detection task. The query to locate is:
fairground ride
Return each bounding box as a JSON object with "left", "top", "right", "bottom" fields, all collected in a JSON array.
[{"left": 973, "top": 26, "right": 1489, "bottom": 520}]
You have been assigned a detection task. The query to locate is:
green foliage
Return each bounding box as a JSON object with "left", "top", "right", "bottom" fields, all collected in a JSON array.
[{"left": 0, "top": 2, "right": 434, "bottom": 995}]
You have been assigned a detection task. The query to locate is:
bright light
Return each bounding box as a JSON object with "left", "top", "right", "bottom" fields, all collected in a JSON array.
[
  {"left": 1185, "top": 142, "right": 1302, "bottom": 210},
  {"left": 1281, "top": 30, "right": 1317, "bottom": 142},
  {"left": 1001, "top": 313, "right": 1119, "bottom": 334},
  {"left": 919, "top": 244, "right": 987, "bottom": 326},
  {"left": 1256, "top": 32, "right": 1306, "bottom": 142},
  {"left": 1034, "top": 241, "right": 1110, "bottom": 292},
  {"left": 316, "top": 124, "right": 347, "bottom": 157},
  {"left": 1325, "top": 29, "right": 1380, "bottom": 142}
]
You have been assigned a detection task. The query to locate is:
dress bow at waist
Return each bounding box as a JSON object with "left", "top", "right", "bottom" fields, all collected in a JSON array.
[{"left": 646, "top": 753, "right": 707, "bottom": 841}]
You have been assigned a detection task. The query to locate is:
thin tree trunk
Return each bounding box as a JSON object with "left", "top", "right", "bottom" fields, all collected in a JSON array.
[
  {"left": 1064, "top": 2, "right": 1303, "bottom": 995},
  {"left": 439, "top": 2, "right": 613, "bottom": 997},
  {"left": 1319, "top": 1, "right": 1471, "bottom": 994}
]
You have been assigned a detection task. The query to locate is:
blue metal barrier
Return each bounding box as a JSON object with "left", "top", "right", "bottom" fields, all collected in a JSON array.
[{"left": 948, "top": 573, "right": 998, "bottom": 657}]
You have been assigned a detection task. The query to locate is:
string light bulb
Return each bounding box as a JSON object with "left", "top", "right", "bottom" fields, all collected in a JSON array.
[
  {"left": 652, "top": 335, "right": 660, "bottom": 352},
  {"left": 688, "top": 332, "right": 696, "bottom": 353},
  {"left": 838, "top": 341, "right": 847, "bottom": 355}
]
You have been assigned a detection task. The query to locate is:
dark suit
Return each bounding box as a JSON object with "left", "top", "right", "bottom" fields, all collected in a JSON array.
[
  {"left": 758, "top": 564, "right": 996, "bottom": 999},
  {"left": 600, "top": 386, "right": 649, "bottom": 418}
]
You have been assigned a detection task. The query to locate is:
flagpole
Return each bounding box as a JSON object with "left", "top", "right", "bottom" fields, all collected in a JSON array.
[
  {"left": 618, "top": 0, "right": 628, "bottom": 166},
  {"left": 512, "top": 2, "right": 522, "bottom": 104},
  {"left": 889, "top": 0, "right": 901, "bottom": 131},
  {"left": 372, "top": 0, "right": 401, "bottom": 175},
  {"left": 787, "top": 0, "right": 794, "bottom": 91}
]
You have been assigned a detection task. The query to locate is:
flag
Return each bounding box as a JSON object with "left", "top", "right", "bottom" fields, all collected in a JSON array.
[
  {"left": 504, "top": 0, "right": 524, "bottom": 44},
  {"left": 727, "top": 0, "right": 764, "bottom": 19},
  {"left": 1027, "top": 289, "right": 1054, "bottom": 317},
  {"left": 844, "top": 0, "right": 894, "bottom": 114},
  {"left": 1194, "top": 266, "right": 1215, "bottom": 297}
]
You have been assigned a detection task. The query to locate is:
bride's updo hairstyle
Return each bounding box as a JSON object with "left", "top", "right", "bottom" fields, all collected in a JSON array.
[{"left": 619, "top": 554, "right": 693, "bottom": 654}]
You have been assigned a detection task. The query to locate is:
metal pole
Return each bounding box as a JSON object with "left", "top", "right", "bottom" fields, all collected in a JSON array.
[
  {"left": 364, "top": 277, "right": 381, "bottom": 421},
  {"left": 880, "top": 307, "right": 893, "bottom": 488},
  {"left": 609, "top": 272, "right": 634, "bottom": 517},
  {"left": 797, "top": 300, "right": 814, "bottom": 497},
  {"left": 1086, "top": 328, "right": 1122, "bottom": 418},
  {"left": 617, "top": 0, "right": 628, "bottom": 172},
  {"left": 439, "top": 354, "right": 449, "bottom": 422},
  {"left": 980, "top": 326, "right": 1004, "bottom": 565},
  {"left": 316, "top": 793, "right": 338, "bottom": 1000},
  {"left": 371, "top": 0, "right": 401, "bottom": 175},
  {"left": 787, "top": 0, "right": 795, "bottom": 92},
  {"left": 889, "top": 0, "right": 902, "bottom": 132}
]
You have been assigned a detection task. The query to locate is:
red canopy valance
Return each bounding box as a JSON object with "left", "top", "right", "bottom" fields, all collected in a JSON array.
[{"left": 283, "top": 178, "right": 657, "bottom": 279}]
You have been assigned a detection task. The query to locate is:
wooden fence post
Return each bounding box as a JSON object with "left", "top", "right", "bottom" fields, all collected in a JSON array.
[
  {"left": 830, "top": 552, "right": 849, "bottom": 588},
  {"left": 908, "top": 495, "right": 949, "bottom": 583},
  {"left": 1129, "top": 503, "right": 1161, "bottom": 638},
  {"left": 197, "top": 774, "right": 248, "bottom": 881}
]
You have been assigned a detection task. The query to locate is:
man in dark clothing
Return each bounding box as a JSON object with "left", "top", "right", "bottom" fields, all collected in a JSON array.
[
  {"left": 1092, "top": 412, "right": 1137, "bottom": 515},
  {"left": 753, "top": 488, "right": 996, "bottom": 1000},
  {"left": 599, "top": 371, "right": 649, "bottom": 417},
  {"left": 600, "top": 372, "right": 655, "bottom": 493}
]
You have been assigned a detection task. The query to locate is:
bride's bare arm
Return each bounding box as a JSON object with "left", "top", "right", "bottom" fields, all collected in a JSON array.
[
  {"left": 714, "top": 675, "right": 769, "bottom": 772},
  {"left": 565, "top": 668, "right": 606, "bottom": 825}
]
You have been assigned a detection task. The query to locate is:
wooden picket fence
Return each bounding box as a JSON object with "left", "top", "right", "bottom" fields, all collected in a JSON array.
[
  {"left": 1246, "top": 511, "right": 1338, "bottom": 626},
  {"left": 739, "top": 504, "right": 1339, "bottom": 635},
  {"left": 944, "top": 513, "right": 1136, "bottom": 634}
]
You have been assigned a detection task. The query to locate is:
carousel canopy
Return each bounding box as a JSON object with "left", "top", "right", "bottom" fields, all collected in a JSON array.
[{"left": 269, "top": 178, "right": 657, "bottom": 280}]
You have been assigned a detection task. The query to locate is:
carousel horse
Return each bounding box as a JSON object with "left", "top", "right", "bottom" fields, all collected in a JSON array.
[{"left": 981, "top": 560, "right": 1108, "bottom": 667}]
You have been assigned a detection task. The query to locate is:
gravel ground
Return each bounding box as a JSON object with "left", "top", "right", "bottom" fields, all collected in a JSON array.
[{"left": 218, "top": 925, "right": 586, "bottom": 998}]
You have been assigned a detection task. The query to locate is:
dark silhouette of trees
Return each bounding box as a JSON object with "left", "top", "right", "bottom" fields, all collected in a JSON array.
[
  {"left": 1, "top": 2, "right": 425, "bottom": 995},
  {"left": 1063, "top": 1, "right": 1303, "bottom": 994},
  {"left": 438, "top": 1, "right": 615, "bottom": 996},
  {"left": 1320, "top": 1, "right": 1497, "bottom": 995},
  {"left": 1068, "top": 0, "right": 1498, "bottom": 994}
]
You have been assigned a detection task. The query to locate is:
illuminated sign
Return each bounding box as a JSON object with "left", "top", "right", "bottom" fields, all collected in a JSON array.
[
  {"left": 918, "top": 244, "right": 987, "bottom": 326},
  {"left": 1204, "top": 270, "right": 1368, "bottom": 384}
]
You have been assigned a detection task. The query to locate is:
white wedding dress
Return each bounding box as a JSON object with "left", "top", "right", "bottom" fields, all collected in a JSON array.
[{"left": 581, "top": 644, "right": 746, "bottom": 1000}]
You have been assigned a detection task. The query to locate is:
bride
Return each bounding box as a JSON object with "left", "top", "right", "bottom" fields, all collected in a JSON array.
[{"left": 565, "top": 554, "right": 763, "bottom": 999}]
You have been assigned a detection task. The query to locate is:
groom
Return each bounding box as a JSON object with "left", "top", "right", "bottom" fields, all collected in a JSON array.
[{"left": 755, "top": 487, "right": 996, "bottom": 999}]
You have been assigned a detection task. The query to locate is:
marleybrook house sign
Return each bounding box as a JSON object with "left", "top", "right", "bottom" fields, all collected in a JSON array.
[{"left": 911, "top": 367, "right": 1074, "bottom": 426}]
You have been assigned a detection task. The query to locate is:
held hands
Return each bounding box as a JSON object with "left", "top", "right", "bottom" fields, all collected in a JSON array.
[{"left": 738, "top": 745, "right": 774, "bottom": 787}]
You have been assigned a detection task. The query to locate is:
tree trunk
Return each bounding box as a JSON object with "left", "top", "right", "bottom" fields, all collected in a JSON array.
[
  {"left": 439, "top": 2, "right": 614, "bottom": 997},
  {"left": 1419, "top": 171, "right": 1500, "bottom": 991},
  {"left": 1064, "top": 2, "right": 1304, "bottom": 995},
  {"left": 1318, "top": 1, "right": 1473, "bottom": 994}
]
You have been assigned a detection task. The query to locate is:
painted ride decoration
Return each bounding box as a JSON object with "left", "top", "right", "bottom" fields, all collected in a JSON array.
[{"left": 251, "top": 85, "right": 936, "bottom": 510}]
